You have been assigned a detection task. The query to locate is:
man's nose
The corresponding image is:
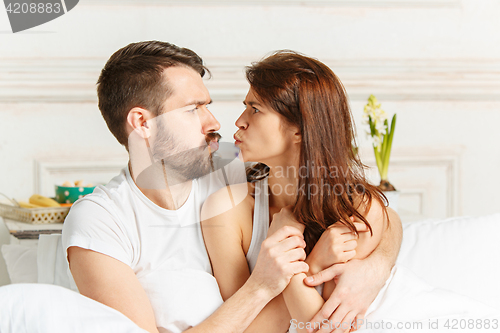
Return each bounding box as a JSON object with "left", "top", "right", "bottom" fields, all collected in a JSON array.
[{"left": 199, "top": 106, "right": 221, "bottom": 133}]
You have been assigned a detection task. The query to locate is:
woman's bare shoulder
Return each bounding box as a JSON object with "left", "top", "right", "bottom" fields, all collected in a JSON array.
[
  {"left": 351, "top": 191, "right": 389, "bottom": 259},
  {"left": 201, "top": 182, "right": 255, "bottom": 224},
  {"left": 351, "top": 191, "right": 384, "bottom": 216}
]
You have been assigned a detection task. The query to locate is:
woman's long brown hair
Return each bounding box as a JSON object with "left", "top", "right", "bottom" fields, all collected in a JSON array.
[{"left": 246, "top": 50, "right": 388, "bottom": 254}]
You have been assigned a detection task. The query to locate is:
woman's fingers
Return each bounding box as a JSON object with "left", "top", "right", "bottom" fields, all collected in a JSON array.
[
  {"left": 290, "top": 261, "right": 310, "bottom": 275},
  {"left": 276, "top": 235, "right": 306, "bottom": 252},
  {"left": 338, "top": 232, "right": 358, "bottom": 243},
  {"left": 338, "top": 250, "right": 356, "bottom": 263},
  {"left": 283, "top": 247, "right": 307, "bottom": 263},
  {"left": 268, "top": 225, "right": 304, "bottom": 243},
  {"left": 253, "top": 227, "right": 307, "bottom": 298},
  {"left": 352, "top": 221, "right": 369, "bottom": 233},
  {"left": 343, "top": 239, "right": 357, "bottom": 251}
]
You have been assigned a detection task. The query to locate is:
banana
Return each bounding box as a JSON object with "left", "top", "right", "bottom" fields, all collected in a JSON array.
[
  {"left": 18, "top": 201, "right": 43, "bottom": 209},
  {"left": 29, "top": 194, "right": 61, "bottom": 207}
]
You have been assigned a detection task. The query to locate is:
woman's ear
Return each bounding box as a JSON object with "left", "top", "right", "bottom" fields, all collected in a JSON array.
[
  {"left": 127, "top": 107, "right": 151, "bottom": 139},
  {"left": 292, "top": 128, "right": 302, "bottom": 144}
]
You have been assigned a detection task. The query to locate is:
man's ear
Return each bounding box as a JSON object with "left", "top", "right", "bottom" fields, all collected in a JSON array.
[{"left": 127, "top": 107, "right": 152, "bottom": 139}]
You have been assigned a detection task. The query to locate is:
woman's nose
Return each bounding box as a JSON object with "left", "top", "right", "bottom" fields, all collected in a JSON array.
[{"left": 235, "top": 111, "right": 248, "bottom": 129}]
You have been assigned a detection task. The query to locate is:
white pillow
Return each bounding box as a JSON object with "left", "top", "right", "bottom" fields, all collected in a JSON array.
[
  {"left": 37, "top": 234, "right": 77, "bottom": 291},
  {"left": 397, "top": 213, "right": 500, "bottom": 310},
  {"left": 1, "top": 244, "right": 38, "bottom": 284}
]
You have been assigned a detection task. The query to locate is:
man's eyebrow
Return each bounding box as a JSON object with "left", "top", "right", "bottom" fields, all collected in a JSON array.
[{"left": 185, "top": 99, "right": 212, "bottom": 107}]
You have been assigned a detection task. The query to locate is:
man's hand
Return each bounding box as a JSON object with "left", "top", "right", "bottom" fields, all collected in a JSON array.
[
  {"left": 303, "top": 259, "right": 391, "bottom": 333},
  {"left": 249, "top": 225, "right": 309, "bottom": 299},
  {"left": 267, "top": 205, "right": 305, "bottom": 236},
  {"left": 306, "top": 217, "right": 369, "bottom": 275}
]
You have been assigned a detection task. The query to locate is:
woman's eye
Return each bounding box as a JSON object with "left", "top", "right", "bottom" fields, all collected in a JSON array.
[
  {"left": 253, "top": 108, "right": 260, "bottom": 114},
  {"left": 189, "top": 107, "right": 198, "bottom": 113}
]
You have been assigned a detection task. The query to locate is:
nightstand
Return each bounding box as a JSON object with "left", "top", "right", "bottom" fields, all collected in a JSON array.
[{"left": 3, "top": 218, "right": 63, "bottom": 246}]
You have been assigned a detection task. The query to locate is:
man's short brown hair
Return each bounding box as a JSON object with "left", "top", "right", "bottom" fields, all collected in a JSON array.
[{"left": 97, "top": 41, "right": 209, "bottom": 148}]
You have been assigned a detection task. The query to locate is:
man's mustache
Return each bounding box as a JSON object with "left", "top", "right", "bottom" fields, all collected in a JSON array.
[
  {"left": 205, "top": 132, "right": 221, "bottom": 172},
  {"left": 205, "top": 132, "right": 222, "bottom": 146}
]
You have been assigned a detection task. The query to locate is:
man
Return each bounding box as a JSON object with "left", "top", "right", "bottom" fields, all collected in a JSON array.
[{"left": 62, "top": 41, "right": 402, "bottom": 333}]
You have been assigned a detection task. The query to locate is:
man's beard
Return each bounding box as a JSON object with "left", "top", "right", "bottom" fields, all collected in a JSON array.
[{"left": 150, "top": 119, "right": 213, "bottom": 182}]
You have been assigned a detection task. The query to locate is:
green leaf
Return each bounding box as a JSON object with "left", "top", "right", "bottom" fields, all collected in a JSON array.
[
  {"left": 374, "top": 147, "right": 383, "bottom": 179},
  {"left": 368, "top": 116, "right": 376, "bottom": 137},
  {"left": 381, "top": 114, "right": 396, "bottom": 180},
  {"left": 380, "top": 118, "right": 389, "bottom": 162}
]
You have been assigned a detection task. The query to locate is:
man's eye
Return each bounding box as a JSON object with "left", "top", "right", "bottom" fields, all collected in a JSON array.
[
  {"left": 189, "top": 107, "right": 199, "bottom": 113},
  {"left": 253, "top": 108, "right": 260, "bottom": 114}
]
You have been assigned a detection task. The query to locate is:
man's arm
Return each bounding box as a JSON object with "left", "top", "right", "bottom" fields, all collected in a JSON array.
[
  {"left": 68, "top": 247, "right": 159, "bottom": 333},
  {"left": 303, "top": 207, "right": 403, "bottom": 333},
  {"left": 69, "top": 226, "right": 308, "bottom": 333}
]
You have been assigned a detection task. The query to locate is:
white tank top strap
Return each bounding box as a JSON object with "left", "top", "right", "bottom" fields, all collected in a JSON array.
[{"left": 245, "top": 177, "right": 269, "bottom": 273}]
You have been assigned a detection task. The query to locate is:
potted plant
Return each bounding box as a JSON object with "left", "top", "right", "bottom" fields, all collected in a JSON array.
[{"left": 363, "top": 95, "right": 399, "bottom": 209}]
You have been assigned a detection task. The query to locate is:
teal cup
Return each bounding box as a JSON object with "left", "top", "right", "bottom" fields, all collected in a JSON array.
[{"left": 55, "top": 185, "right": 95, "bottom": 204}]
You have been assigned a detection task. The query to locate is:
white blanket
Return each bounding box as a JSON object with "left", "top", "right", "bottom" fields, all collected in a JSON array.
[
  {"left": 2, "top": 266, "right": 497, "bottom": 333},
  {"left": 359, "top": 265, "right": 499, "bottom": 332},
  {"left": 0, "top": 283, "right": 147, "bottom": 333}
]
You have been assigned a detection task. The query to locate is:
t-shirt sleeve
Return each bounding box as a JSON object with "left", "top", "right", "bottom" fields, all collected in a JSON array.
[{"left": 62, "top": 199, "right": 134, "bottom": 267}]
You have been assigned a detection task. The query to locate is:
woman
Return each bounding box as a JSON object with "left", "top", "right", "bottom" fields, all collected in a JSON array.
[{"left": 201, "top": 51, "right": 393, "bottom": 332}]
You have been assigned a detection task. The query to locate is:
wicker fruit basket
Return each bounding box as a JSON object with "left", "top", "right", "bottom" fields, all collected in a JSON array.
[{"left": 0, "top": 203, "right": 70, "bottom": 224}]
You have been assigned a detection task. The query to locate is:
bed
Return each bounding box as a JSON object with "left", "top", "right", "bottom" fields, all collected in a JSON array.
[{"left": 1, "top": 213, "right": 499, "bottom": 331}]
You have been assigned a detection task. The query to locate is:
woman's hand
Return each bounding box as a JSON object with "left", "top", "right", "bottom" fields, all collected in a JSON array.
[
  {"left": 250, "top": 225, "right": 309, "bottom": 299},
  {"left": 247, "top": 205, "right": 308, "bottom": 300},
  {"left": 306, "top": 217, "right": 369, "bottom": 276},
  {"left": 268, "top": 205, "right": 305, "bottom": 237}
]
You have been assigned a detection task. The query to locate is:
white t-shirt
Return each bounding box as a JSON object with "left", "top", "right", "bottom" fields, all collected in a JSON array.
[{"left": 62, "top": 158, "right": 246, "bottom": 333}]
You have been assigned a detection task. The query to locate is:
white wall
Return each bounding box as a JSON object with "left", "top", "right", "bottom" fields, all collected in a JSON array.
[{"left": 0, "top": 0, "right": 499, "bottom": 223}]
